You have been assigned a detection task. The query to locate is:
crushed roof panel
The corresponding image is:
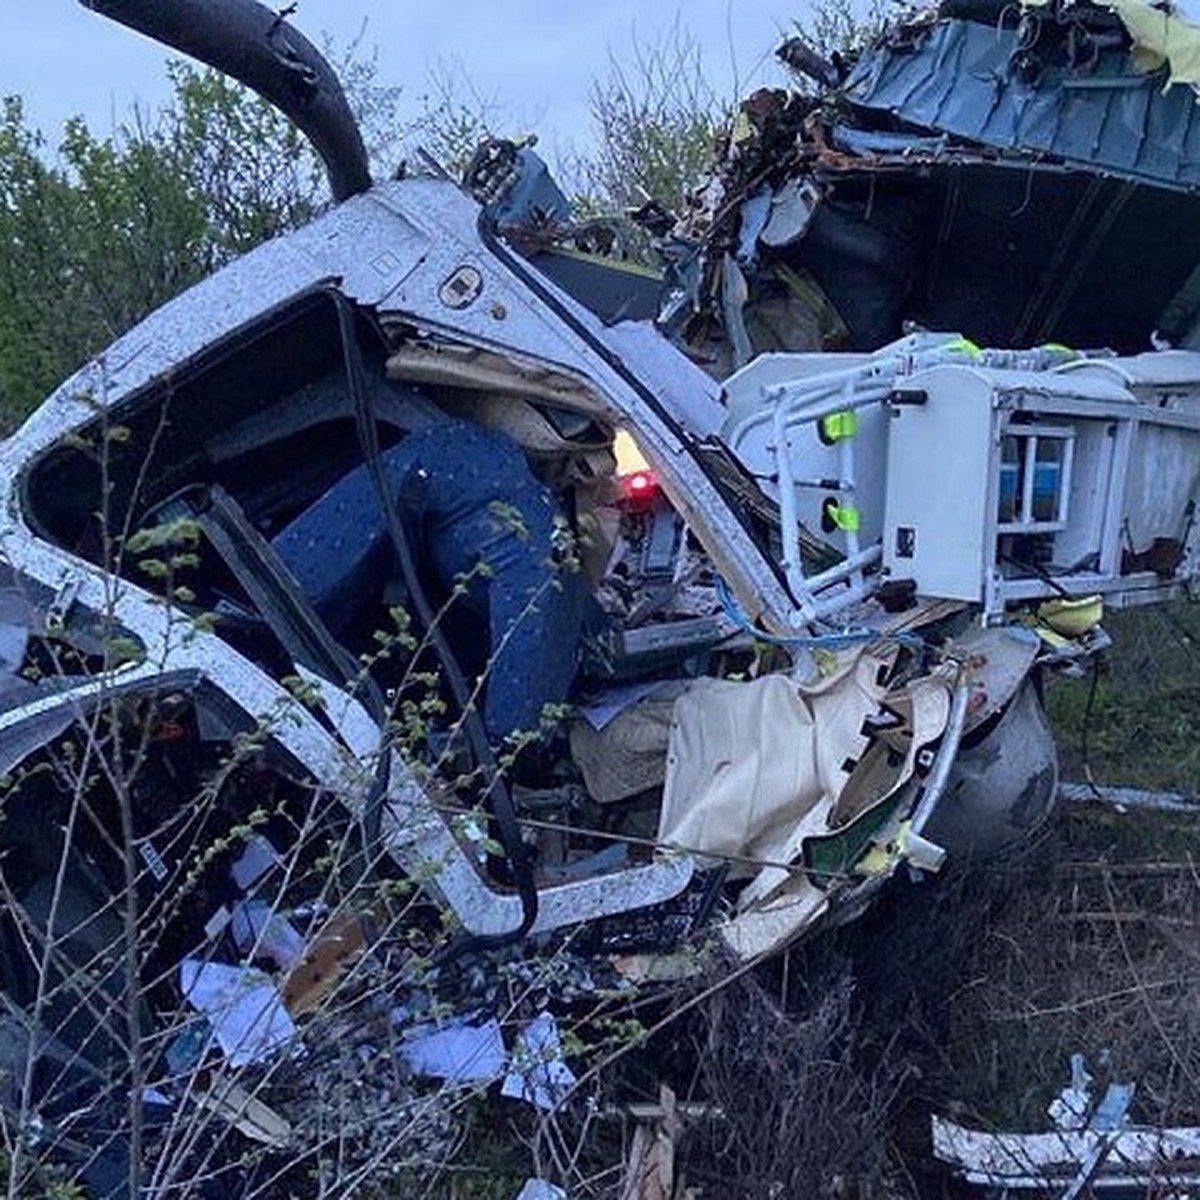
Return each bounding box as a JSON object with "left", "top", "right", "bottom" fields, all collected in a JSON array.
[{"left": 843, "top": 18, "right": 1200, "bottom": 190}]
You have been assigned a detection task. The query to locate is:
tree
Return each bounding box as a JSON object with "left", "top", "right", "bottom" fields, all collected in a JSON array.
[
  {"left": 0, "top": 79, "right": 306, "bottom": 432},
  {"left": 787, "top": 0, "right": 891, "bottom": 68},
  {"left": 578, "top": 22, "right": 725, "bottom": 219},
  {"left": 0, "top": 45, "right": 413, "bottom": 436},
  {"left": 405, "top": 57, "right": 513, "bottom": 181}
]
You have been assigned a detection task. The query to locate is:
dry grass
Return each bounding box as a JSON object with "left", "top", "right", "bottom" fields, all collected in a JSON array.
[
  {"left": 681, "top": 968, "right": 909, "bottom": 1198},
  {"left": 940, "top": 805, "right": 1200, "bottom": 1129}
]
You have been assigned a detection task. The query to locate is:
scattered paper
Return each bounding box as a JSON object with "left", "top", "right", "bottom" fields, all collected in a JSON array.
[
  {"left": 400, "top": 1018, "right": 507, "bottom": 1084},
  {"left": 203, "top": 905, "right": 232, "bottom": 941},
  {"left": 577, "top": 680, "right": 672, "bottom": 731},
  {"left": 1048, "top": 1052, "right": 1093, "bottom": 1131},
  {"left": 180, "top": 960, "right": 296, "bottom": 1068},
  {"left": 516, "top": 1181, "right": 567, "bottom": 1200},
  {"left": 502, "top": 1013, "right": 576, "bottom": 1111},
  {"left": 231, "top": 900, "right": 304, "bottom": 972},
  {"left": 230, "top": 836, "right": 281, "bottom": 891}
]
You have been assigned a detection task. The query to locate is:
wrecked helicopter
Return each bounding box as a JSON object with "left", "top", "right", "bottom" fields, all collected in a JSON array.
[{"left": 3, "top": 0, "right": 1200, "bottom": 1189}]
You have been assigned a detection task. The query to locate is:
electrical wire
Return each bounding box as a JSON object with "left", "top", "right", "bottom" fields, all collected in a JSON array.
[
  {"left": 715, "top": 575, "right": 923, "bottom": 650},
  {"left": 1080, "top": 652, "right": 1106, "bottom": 802},
  {"left": 425, "top": 796, "right": 864, "bottom": 887}
]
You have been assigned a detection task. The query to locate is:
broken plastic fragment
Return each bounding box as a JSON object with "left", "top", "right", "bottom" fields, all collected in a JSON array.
[
  {"left": 576, "top": 679, "right": 674, "bottom": 732},
  {"left": 1048, "top": 1052, "right": 1093, "bottom": 1131},
  {"left": 192, "top": 1079, "right": 292, "bottom": 1148},
  {"left": 1092, "top": 1082, "right": 1135, "bottom": 1133},
  {"left": 231, "top": 900, "right": 304, "bottom": 972},
  {"left": 164, "top": 1018, "right": 211, "bottom": 1075},
  {"left": 515, "top": 1182, "right": 567, "bottom": 1200}
]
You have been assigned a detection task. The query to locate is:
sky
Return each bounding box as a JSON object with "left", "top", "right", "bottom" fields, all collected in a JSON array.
[{"left": 0, "top": 2, "right": 802, "bottom": 161}]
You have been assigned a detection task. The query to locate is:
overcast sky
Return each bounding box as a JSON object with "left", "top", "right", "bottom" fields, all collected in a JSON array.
[{"left": 1, "top": 2, "right": 801, "bottom": 161}]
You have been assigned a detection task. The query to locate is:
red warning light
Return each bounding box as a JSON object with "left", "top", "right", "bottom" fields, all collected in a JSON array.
[{"left": 619, "top": 470, "right": 658, "bottom": 503}]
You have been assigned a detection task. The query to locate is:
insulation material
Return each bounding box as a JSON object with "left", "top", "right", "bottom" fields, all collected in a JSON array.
[
  {"left": 720, "top": 872, "right": 832, "bottom": 961},
  {"left": 1105, "top": 0, "right": 1200, "bottom": 83},
  {"left": 657, "top": 655, "right": 887, "bottom": 873},
  {"left": 830, "top": 672, "right": 951, "bottom": 829}
]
